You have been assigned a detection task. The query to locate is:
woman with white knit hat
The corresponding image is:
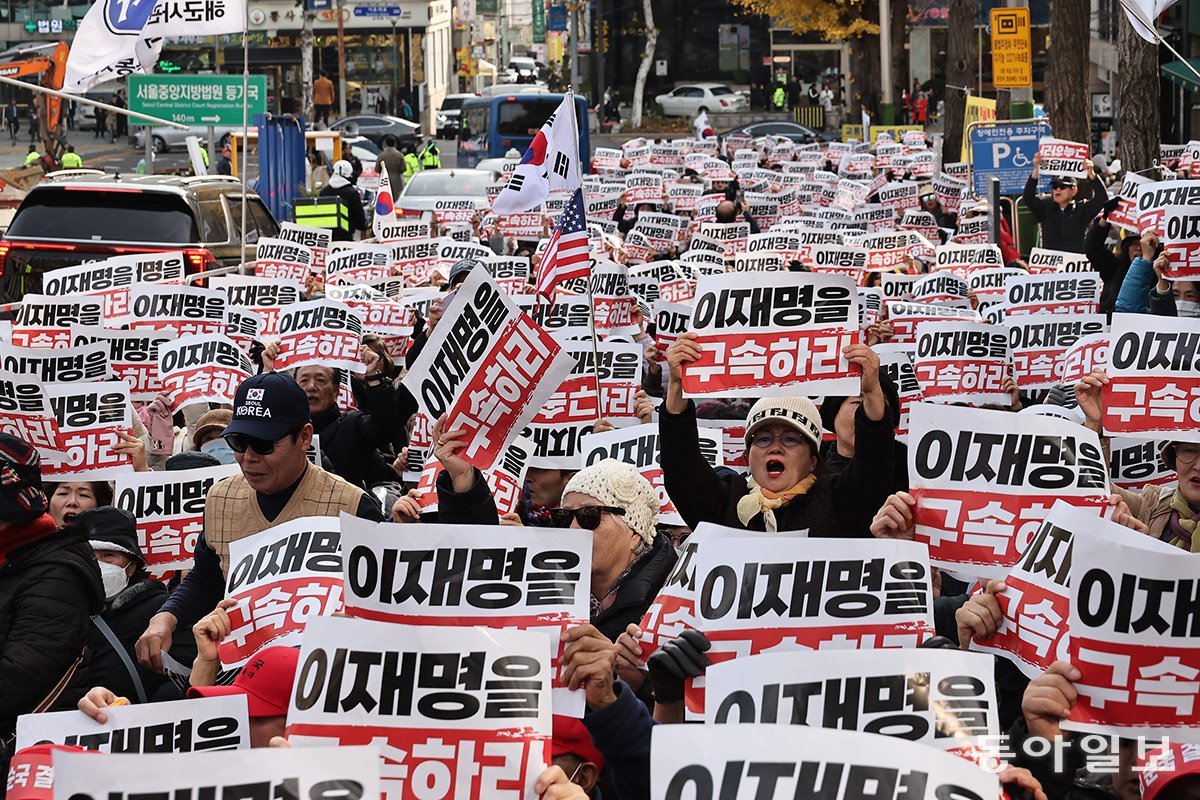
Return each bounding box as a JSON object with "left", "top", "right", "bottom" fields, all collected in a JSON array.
[
  {"left": 658, "top": 332, "right": 896, "bottom": 536},
  {"left": 551, "top": 459, "right": 677, "bottom": 641}
]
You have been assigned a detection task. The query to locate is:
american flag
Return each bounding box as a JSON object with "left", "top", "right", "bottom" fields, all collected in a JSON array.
[{"left": 536, "top": 187, "right": 591, "bottom": 295}]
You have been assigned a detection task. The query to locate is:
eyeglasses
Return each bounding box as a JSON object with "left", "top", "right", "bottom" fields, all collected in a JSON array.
[
  {"left": 1175, "top": 444, "right": 1200, "bottom": 466},
  {"left": 549, "top": 505, "right": 625, "bottom": 530},
  {"left": 224, "top": 432, "right": 292, "bottom": 456},
  {"left": 750, "top": 430, "right": 809, "bottom": 449}
]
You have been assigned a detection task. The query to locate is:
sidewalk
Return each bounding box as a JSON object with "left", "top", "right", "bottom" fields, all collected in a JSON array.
[{"left": 0, "top": 137, "right": 132, "bottom": 169}]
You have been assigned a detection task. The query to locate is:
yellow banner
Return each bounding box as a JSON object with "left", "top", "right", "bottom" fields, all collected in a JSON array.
[{"left": 960, "top": 96, "right": 998, "bottom": 160}]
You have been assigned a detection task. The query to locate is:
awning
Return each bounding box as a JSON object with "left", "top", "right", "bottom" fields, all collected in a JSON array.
[{"left": 1163, "top": 58, "right": 1200, "bottom": 92}]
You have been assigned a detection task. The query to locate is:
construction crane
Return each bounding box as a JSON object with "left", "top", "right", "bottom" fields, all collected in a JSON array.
[{"left": 0, "top": 42, "right": 70, "bottom": 162}]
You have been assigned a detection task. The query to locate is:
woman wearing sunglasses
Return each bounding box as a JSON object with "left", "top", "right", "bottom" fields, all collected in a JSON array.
[
  {"left": 550, "top": 459, "right": 676, "bottom": 642},
  {"left": 659, "top": 333, "right": 895, "bottom": 536}
]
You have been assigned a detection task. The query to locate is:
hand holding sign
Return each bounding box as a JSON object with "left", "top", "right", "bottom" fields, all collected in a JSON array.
[
  {"left": 1021, "top": 660, "right": 1082, "bottom": 740},
  {"left": 664, "top": 331, "right": 701, "bottom": 414},
  {"left": 560, "top": 624, "right": 617, "bottom": 710},
  {"left": 431, "top": 413, "right": 473, "bottom": 493},
  {"left": 954, "top": 579, "right": 1007, "bottom": 650}
]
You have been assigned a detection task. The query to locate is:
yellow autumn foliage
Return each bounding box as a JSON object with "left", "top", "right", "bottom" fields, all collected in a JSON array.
[{"left": 731, "top": 0, "right": 880, "bottom": 40}]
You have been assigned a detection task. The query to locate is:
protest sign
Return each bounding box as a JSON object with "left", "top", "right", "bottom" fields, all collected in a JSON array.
[
  {"left": 220, "top": 516, "right": 343, "bottom": 669},
  {"left": 254, "top": 237, "right": 315, "bottom": 282},
  {"left": 1058, "top": 332, "right": 1109, "bottom": 388},
  {"left": 908, "top": 403, "right": 1109, "bottom": 579},
  {"left": 514, "top": 294, "right": 594, "bottom": 332},
  {"left": 127, "top": 285, "right": 227, "bottom": 337},
  {"left": 325, "top": 245, "right": 394, "bottom": 285},
  {"left": 876, "top": 180, "right": 920, "bottom": 213},
  {"left": 17, "top": 696, "right": 249, "bottom": 752},
  {"left": 875, "top": 343, "right": 925, "bottom": 439},
  {"left": 1104, "top": 314, "right": 1200, "bottom": 442},
  {"left": 52, "top": 746, "right": 380, "bottom": 800},
  {"left": 858, "top": 286, "right": 883, "bottom": 328},
  {"left": 273, "top": 299, "right": 366, "bottom": 375},
  {"left": 912, "top": 321, "right": 1011, "bottom": 406},
  {"left": 0, "top": 370, "right": 61, "bottom": 458},
  {"left": 861, "top": 232, "right": 911, "bottom": 272},
  {"left": 1006, "top": 314, "right": 1107, "bottom": 390},
  {"left": 705, "top": 649, "right": 999, "bottom": 758},
  {"left": 12, "top": 294, "right": 104, "bottom": 349},
  {"left": 590, "top": 261, "right": 640, "bottom": 337},
  {"left": 592, "top": 147, "right": 622, "bottom": 171},
  {"left": 1027, "top": 247, "right": 1092, "bottom": 274},
  {"left": 114, "top": 462, "right": 239, "bottom": 572},
  {"left": 1108, "top": 172, "right": 1149, "bottom": 231},
  {"left": 70, "top": 327, "right": 174, "bottom": 401},
  {"left": 1002, "top": 272, "right": 1101, "bottom": 316},
  {"left": 208, "top": 275, "right": 302, "bottom": 337},
  {"left": 731, "top": 251, "right": 787, "bottom": 272},
  {"left": 911, "top": 272, "right": 969, "bottom": 306},
  {"left": 225, "top": 306, "right": 262, "bottom": 351},
  {"left": 42, "top": 252, "right": 186, "bottom": 321},
  {"left": 810, "top": 245, "right": 869, "bottom": 283},
  {"left": 696, "top": 419, "right": 748, "bottom": 472},
  {"left": 481, "top": 255, "right": 531, "bottom": 294},
  {"left": 1109, "top": 437, "right": 1176, "bottom": 490},
  {"left": 884, "top": 301, "right": 980, "bottom": 343},
  {"left": 402, "top": 269, "right": 571, "bottom": 470},
  {"left": 1038, "top": 138, "right": 1091, "bottom": 180},
  {"left": 879, "top": 272, "right": 920, "bottom": 300},
  {"left": 277, "top": 221, "right": 331, "bottom": 270},
  {"left": 649, "top": 724, "right": 999, "bottom": 800},
  {"left": 1065, "top": 526, "right": 1200, "bottom": 740},
  {"left": 934, "top": 173, "right": 968, "bottom": 214},
  {"left": 934, "top": 244, "right": 1004, "bottom": 276},
  {"left": 376, "top": 218, "right": 432, "bottom": 244},
  {"left": 967, "top": 266, "right": 1025, "bottom": 303},
  {"left": 1135, "top": 180, "right": 1200, "bottom": 238},
  {"left": 41, "top": 381, "right": 132, "bottom": 480},
  {"left": 0, "top": 342, "right": 109, "bottom": 385},
  {"left": 696, "top": 222, "right": 751, "bottom": 257},
  {"left": 581, "top": 423, "right": 723, "bottom": 526},
  {"left": 286, "top": 617, "right": 551, "bottom": 798},
  {"left": 412, "top": 436, "right": 533, "bottom": 516},
  {"left": 324, "top": 284, "right": 415, "bottom": 338},
  {"left": 391, "top": 239, "right": 440, "bottom": 283},
  {"left": 682, "top": 272, "right": 859, "bottom": 398},
  {"left": 1162, "top": 205, "right": 1200, "bottom": 279},
  {"left": 654, "top": 300, "right": 692, "bottom": 361},
  {"left": 158, "top": 334, "right": 254, "bottom": 411}
]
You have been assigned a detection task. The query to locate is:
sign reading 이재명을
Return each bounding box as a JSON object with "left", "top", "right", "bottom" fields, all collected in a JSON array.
[{"left": 129, "top": 75, "right": 268, "bottom": 127}]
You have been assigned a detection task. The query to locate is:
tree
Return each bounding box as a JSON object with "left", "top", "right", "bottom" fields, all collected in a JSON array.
[
  {"left": 731, "top": 0, "right": 881, "bottom": 115},
  {"left": 1044, "top": 0, "right": 1091, "bottom": 144},
  {"left": 941, "top": 0, "right": 975, "bottom": 164},
  {"left": 1116, "top": 12, "right": 1160, "bottom": 171},
  {"left": 630, "top": 0, "right": 657, "bottom": 128}
]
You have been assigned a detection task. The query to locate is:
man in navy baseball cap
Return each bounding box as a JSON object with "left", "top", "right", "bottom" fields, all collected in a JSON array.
[{"left": 223, "top": 372, "right": 312, "bottom": 445}]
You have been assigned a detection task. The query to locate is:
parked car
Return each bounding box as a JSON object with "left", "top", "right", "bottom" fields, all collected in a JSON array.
[
  {"left": 0, "top": 174, "right": 277, "bottom": 305},
  {"left": 395, "top": 168, "right": 497, "bottom": 214},
  {"left": 132, "top": 125, "right": 233, "bottom": 154},
  {"left": 507, "top": 56, "right": 547, "bottom": 83},
  {"left": 719, "top": 121, "right": 837, "bottom": 144},
  {"left": 655, "top": 83, "right": 748, "bottom": 116},
  {"left": 437, "top": 94, "right": 475, "bottom": 138},
  {"left": 329, "top": 115, "right": 420, "bottom": 147},
  {"left": 343, "top": 134, "right": 382, "bottom": 162}
]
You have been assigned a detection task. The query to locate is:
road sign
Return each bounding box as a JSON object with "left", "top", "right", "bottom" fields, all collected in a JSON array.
[
  {"left": 353, "top": 5, "right": 403, "bottom": 15},
  {"left": 970, "top": 122, "right": 1051, "bottom": 195},
  {"left": 128, "top": 75, "right": 268, "bottom": 127},
  {"left": 991, "top": 7, "right": 1032, "bottom": 89}
]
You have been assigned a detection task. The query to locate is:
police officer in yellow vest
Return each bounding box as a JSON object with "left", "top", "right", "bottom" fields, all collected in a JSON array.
[
  {"left": 136, "top": 372, "right": 385, "bottom": 672},
  {"left": 419, "top": 138, "right": 440, "bottom": 169},
  {"left": 59, "top": 145, "right": 83, "bottom": 169},
  {"left": 23, "top": 145, "right": 39, "bottom": 167},
  {"left": 772, "top": 84, "right": 786, "bottom": 111},
  {"left": 402, "top": 141, "right": 420, "bottom": 181}
]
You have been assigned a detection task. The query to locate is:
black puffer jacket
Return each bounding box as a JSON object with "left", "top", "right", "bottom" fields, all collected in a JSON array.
[
  {"left": 87, "top": 579, "right": 177, "bottom": 704},
  {"left": 593, "top": 534, "right": 678, "bottom": 642},
  {"left": 0, "top": 523, "right": 104, "bottom": 742}
]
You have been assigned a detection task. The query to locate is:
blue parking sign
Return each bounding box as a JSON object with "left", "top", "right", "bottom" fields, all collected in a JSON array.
[{"left": 970, "top": 122, "right": 1052, "bottom": 195}]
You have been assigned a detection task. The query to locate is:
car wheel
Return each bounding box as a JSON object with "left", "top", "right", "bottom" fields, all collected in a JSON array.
[{"left": 152, "top": 135, "right": 168, "bottom": 154}]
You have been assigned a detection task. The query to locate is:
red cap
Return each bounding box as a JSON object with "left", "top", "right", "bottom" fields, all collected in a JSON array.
[
  {"left": 551, "top": 715, "right": 604, "bottom": 771},
  {"left": 1140, "top": 743, "right": 1200, "bottom": 800},
  {"left": 188, "top": 645, "right": 299, "bottom": 717},
  {"left": 6, "top": 744, "right": 92, "bottom": 800}
]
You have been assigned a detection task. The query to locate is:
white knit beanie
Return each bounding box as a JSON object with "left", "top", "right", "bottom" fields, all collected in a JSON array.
[
  {"left": 562, "top": 459, "right": 659, "bottom": 546},
  {"left": 745, "top": 397, "right": 822, "bottom": 449}
]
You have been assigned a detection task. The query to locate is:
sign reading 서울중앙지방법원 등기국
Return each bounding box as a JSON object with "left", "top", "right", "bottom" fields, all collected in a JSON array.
[{"left": 128, "top": 75, "right": 268, "bottom": 127}]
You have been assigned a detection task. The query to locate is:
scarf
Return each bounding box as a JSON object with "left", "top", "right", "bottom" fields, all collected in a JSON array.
[
  {"left": 0, "top": 513, "right": 58, "bottom": 567},
  {"left": 736, "top": 475, "right": 817, "bottom": 532},
  {"left": 1167, "top": 491, "right": 1200, "bottom": 552}
]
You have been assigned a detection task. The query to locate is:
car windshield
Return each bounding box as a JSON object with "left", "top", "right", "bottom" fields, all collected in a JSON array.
[
  {"left": 7, "top": 188, "right": 198, "bottom": 243},
  {"left": 403, "top": 171, "right": 493, "bottom": 196},
  {"left": 709, "top": 87, "right": 734, "bottom": 95},
  {"left": 441, "top": 97, "right": 467, "bottom": 111},
  {"left": 497, "top": 98, "right": 583, "bottom": 136},
  {"left": 349, "top": 137, "right": 381, "bottom": 156}
]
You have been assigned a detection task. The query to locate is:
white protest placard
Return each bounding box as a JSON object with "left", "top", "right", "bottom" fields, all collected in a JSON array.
[
  {"left": 1065, "top": 527, "right": 1200, "bottom": 741},
  {"left": 42, "top": 251, "right": 186, "bottom": 320},
  {"left": 1006, "top": 314, "right": 1107, "bottom": 390},
  {"left": 705, "top": 649, "right": 999, "bottom": 758},
  {"left": 0, "top": 370, "right": 61, "bottom": 458},
  {"left": 515, "top": 294, "right": 594, "bottom": 332},
  {"left": 254, "top": 236, "right": 316, "bottom": 282},
  {"left": 277, "top": 221, "right": 332, "bottom": 270},
  {"left": 53, "top": 746, "right": 379, "bottom": 800},
  {"left": 158, "top": 333, "right": 254, "bottom": 412},
  {"left": 324, "top": 284, "right": 415, "bottom": 338},
  {"left": 114, "top": 462, "right": 239, "bottom": 572},
  {"left": 1038, "top": 138, "right": 1091, "bottom": 181},
  {"left": 225, "top": 306, "right": 262, "bottom": 352},
  {"left": 934, "top": 244, "right": 1004, "bottom": 276},
  {"left": 285, "top": 617, "right": 551, "bottom": 798},
  {"left": 650, "top": 725, "right": 999, "bottom": 800},
  {"left": 17, "top": 695, "right": 249, "bottom": 752},
  {"left": 70, "top": 326, "right": 174, "bottom": 401},
  {"left": 326, "top": 244, "right": 394, "bottom": 286},
  {"left": 1134, "top": 179, "right": 1200, "bottom": 238},
  {"left": 481, "top": 255, "right": 531, "bottom": 294},
  {"left": 908, "top": 403, "right": 1109, "bottom": 579},
  {"left": 682, "top": 272, "right": 859, "bottom": 398},
  {"left": 0, "top": 342, "right": 109, "bottom": 385},
  {"left": 912, "top": 321, "right": 1010, "bottom": 406},
  {"left": 220, "top": 516, "right": 343, "bottom": 669},
  {"left": 208, "top": 275, "right": 302, "bottom": 337},
  {"left": 127, "top": 284, "right": 227, "bottom": 337},
  {"left": 41, "top": 380, "right": 133, "bottom": 481},
  {"left": 1027, "top": 247, "right": 1092, "bottom": 274},
  {"left": 589, "top": 260, "right": 640, "bottom": 337},
  {"left": 1058, "top": 332, "right": 1109, "bottom": 388},
  {"left": 1108, "top": 172, "right": 1149, "bottom": 231},
  {"left": 1109, "top": 437, "right": 1177, "bottom": 490},
  {"left": 11, "top": 294, "right": 104, "bottom": 349},
  {"left": 1104, "top": 314, "right": 1200, "bottom": 442},
  {"left": 1004, "top": 273, "right": 1101, "bottom": 317},
  {"left": 272, "top": 299, "right": 366, "bottom": 375},
  {"left": 1162, "top": 204, "right": 1200, "bottom": 279},
  {"left": 875, "top": 342, "right": 925, "bottom": 439},
  {"left": 377, "top": 218, "right": 432, "bottom": 244},
  {"left": 402, "top": 268, "right": 571, "bottom": 470},
  {"left": 911, "top": 272, "right": 969, "bottom": 307},
  {"left": 412, "top": 435, "right": 533, "bottom": 516},
  {"left": 581, "top": 423, "right": 723, "bottom": 526},
  {"left": 967, "top": 266, "right": 1026, "bottom": 302},
  {"left": 884, "top": 300, "right": 980, "bottom": 344}
]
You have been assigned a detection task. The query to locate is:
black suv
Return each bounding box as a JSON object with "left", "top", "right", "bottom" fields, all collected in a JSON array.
[{"left": 0, "top": 172, "right": 278, "bottom": 305}]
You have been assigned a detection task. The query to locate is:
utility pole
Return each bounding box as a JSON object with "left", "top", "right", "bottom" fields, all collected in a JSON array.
[
  {"left": 336, "top": 0, "right": 348, "bottom": 117},
  {"left": 391, "top": 19, "right": 399, "bottom": 113},
  {"left": 1009, "top": 0, "right": 1034, "bottom": 119},
  {"left": 301, "top": 9, "right": 315, "bottom": 120},
  {"left": 568, "top": 3, "right": 580, "bottom": 89},
  {"left": 880, "top": 0, "right": 894, "bottom": 123}
]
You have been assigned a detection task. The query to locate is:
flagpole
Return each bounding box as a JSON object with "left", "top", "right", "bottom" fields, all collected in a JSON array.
[
  {"left": 1119, "top": 0, "right": 1200, "bottom": 83},
  {"left": 240, "top": 1, "right": 250, "bottom": 268}
]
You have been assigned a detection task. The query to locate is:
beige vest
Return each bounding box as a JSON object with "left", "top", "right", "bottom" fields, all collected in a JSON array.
[{"left": 204, "top": 464, "right": 365, "bottom": 568}]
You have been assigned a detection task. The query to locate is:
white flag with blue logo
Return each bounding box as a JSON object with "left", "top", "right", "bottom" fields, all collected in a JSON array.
[{"left": 65, "top": 0, "right": 246, "bottom": 93}]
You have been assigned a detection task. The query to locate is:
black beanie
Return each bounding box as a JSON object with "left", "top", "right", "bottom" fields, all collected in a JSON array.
[{"left": 0, "top": 433, "right": 48, "bottom": 525}]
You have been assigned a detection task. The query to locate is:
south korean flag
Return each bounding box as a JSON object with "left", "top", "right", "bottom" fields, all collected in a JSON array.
[{"left": 491, "top": 91, "right": 582, "bottom": 215}]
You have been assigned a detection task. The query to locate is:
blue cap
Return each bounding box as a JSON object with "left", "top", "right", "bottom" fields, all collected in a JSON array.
[{"left": 223, "top": 372, "right": 311, "bottom": 441}]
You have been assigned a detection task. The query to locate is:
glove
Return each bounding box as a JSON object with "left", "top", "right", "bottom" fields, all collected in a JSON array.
[{"left": 646, "top": 629, "right": 711, "bottom": 704}]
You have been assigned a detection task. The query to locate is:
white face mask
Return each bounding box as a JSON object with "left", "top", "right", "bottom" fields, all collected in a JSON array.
[
  {"left": 1178, "top": 300, "right": 1200, "bottom": 319},
  {"left": 98, "top": 560, "right": 130, "bottom": 600},
  {"left": 201, "top": 438, "right": 236, "bottom": 465}
]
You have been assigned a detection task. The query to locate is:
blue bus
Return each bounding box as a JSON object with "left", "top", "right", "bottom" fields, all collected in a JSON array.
[{"left": 457, "top": 93, "right": 590, "bottom": 169}]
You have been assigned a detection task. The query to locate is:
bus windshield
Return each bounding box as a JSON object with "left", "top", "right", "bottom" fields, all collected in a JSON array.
[{"left": 458, "top": 95, "right": 589, "bottom": 168}]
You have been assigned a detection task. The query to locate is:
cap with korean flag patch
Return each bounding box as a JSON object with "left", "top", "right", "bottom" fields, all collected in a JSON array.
[{"left": 223, "top": 372, "right": 311, "bottom": 442}]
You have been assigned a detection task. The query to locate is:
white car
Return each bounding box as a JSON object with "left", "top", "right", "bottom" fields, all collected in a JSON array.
[{"left": 655, "top": 83, "right": 748, "bottom": 116}]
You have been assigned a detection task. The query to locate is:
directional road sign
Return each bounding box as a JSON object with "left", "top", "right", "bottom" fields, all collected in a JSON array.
[{"left": 128, "top": 74, "right": 268, "bottom": 127}]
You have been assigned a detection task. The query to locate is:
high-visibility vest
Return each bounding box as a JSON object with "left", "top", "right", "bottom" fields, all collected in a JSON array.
[
  {"left": 420, "top": 143, "right": 440, "bottom": 169},
  {"left": 772, "top": 87, "right": 786, "bottom": 108},
  {"left": 60, "top": 152, "right": 82, "bottom": 168},
  {"left": 23, "top": 151, "right": 39, "bottom": 167},
  {"left": 294, "top": 197, "right": 350, "bottom": 231},
  {"left": 403, "top": 152, "right": 420, "bottom": 180}
]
